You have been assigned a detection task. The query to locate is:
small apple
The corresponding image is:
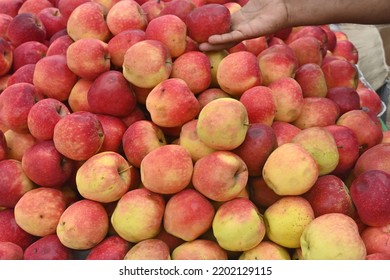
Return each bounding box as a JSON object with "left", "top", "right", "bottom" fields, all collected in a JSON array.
[
  {"left": 27, "top": 98, "right": 70, "bottom": 141},
  {"left": 164, "top": 189, "right": 215, "bottom": 242},
  {"left": 212, "top": 197, "right": 266, "bottom": 252},
  {"left": 288, "top": 35, "right": 324, "bottom": 66},
  {"left": 159, "top": 0, "right": 195, "bottom": 22},
  {"left": 350, "top": 169, "right": 390, "bottom": 227},
  {"left": 17, "top": 0, "right": 53, "bottom": 15},
  {"left": 57, "top": 0, "right": 90, "bottom": 21},
  {"left": 196, "top": 97, "right": 249, "bottom": 150},
  {"left": 352, "top": 143, "right": 390, "bottom": 178},
  {"left": 186, "top": 3, "right": 231, "bottom": 43},
  {"left": 76, "top": 151, "right": 133, "bottom": 203},
  {"left": 37, "top": 7, "right": 67, "bottom": 39},
  {"left": 239, "top": 240, "right": 291, "bottom": 260},
  {"left": 356, "top": 80, "right": 383, "bottom": 116},
  {"left": 46, "top": 34, "right": 74, "bottom": 57},
  {"left": 264, "top": 196, "right": 314, "bottom": 248},
  {"left": 140, "top": 144, "right": 193, "bottom": 194},
  {"left": 67, "top": 78, "right": 93, "bottom": 112},
  {"left": 24, "top": 234, "right": 72, "bottom": 260},
  {"left": 7, "top": 63, "right": 36, "bottom": 86},
  {"left": 0, "top": 0, "right": 25, "bottom": 17},
  {"left": 3, "top": 130, "right": 37, "bottom": 161},
  {"left": 6, "top": 12, "right": 46, "bottom": 47},
  {"left": 361, "top": 224, "right": 390, "bottom": 256},
  {"left": 332, "top": 39, "right": 359, "bottom": 64},
  {"left": 11, "top": 41, "right": 47, "bottom": 72},
  {"left": 326, "top": 86, "right": 361, "bottom": 115},
  {"left": 140, "top": 0, "right": 166, "bottom": 22},
  {"left": 300, "top": 213, "right": 367, "bottom": 260},
  {"left": 0, "top": 241, "right": 24, "bottom": 260},
  {"left": 124, "top": 239, "right": 171, "bottom": 260},
  {"left": 321, "top": 57, "right": 358, "bottom": 89},
  {"left": 57, "top": 199, "right": 109, "bottom": 250},
  {"left": 171, "top": 239, "right": 228, "bottom": 260},
  {"left": 294, "top": 63, "right": 328, "bottom": 98},
  {"left": 53, "top": 111, "right": 105, "bottom": 161},
  {"left": 96, "top": 114, "right": 128, "bottom": 153},
  {"left": 110, "top": 188, "right": 165, "bottom": 243},
  {"left": 14, "top": 187, "right": 68, "bottom": 237}
]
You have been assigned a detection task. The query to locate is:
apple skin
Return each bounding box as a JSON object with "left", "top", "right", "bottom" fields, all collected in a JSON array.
[
  {"left": 172, "top": 239, "right": 228, "bottom": 260},
  {"left": 76, "top": 151, "right": 133, "bottom": 203},
  {"left": 122, "top": 119, "right": 167, "bottom": 168},
  {"left": 66, "top": 1, "right": 111, "bottom": 42},
  {"left": 7, "top": 63, "right": 36, "bottom": 86},
  {"left": 264, "top": 196, "right": 314, "bottom": 248},
  {"left": 33, "top": 54, "right": 79, "bottom": 101},
  {"left": 294, "top": 63, "right": 328, "bottom": 98},
  {"left": 326, "top": 86, "right": 361, "bottom": 115},
  {"left": 146, "top": 78, "right": 200, "bottom": 128},
  {"left": 124, "top": 239, "right": 171, "bottom": 260},
  {"left": 0, "top": 209, "right": 37, "bottom": 250},
  {"left": 239, "top": 240, "right": 291, "bottom": 260},
  {"left": 232, "top": 123, "right": 278, "bottom": 177},
  {"left": 53, "top": 111, "right": 105, "bottom": 161},
  {"left": 300, "top": 213, "right": 366, "bottom": 260},
  {"left": 6, "top": 12, "right": 46, "bottom": 47},
  {"left": 106, "top": 0, "right": 147, "bottom": 36},
  {"left": 0, "top": 82, "right": 43, "bottom": 133},
  {"left": 37, "top": 7, "right": 66, "bottom": 40},
  {"left": 140, "top": 144, "right": 193, "bottom": 195},
  {"left": 239, "top": 86, "right": 276, "bottom": 126},
  {"left": 0, "top": 241, "right": 24, "bottom": 260},
  {"left": 257, "top": 44, "right": 298, "bottom": 86},
  {"left": 164, "top": 188, "right": 215, "bottom": 241},
  {"left": 248, "top": 176, "right": 282, "bottom": 210},
  {"left": 361, "top": 224, "right": 390, "bottom": 256},
  {"left": 145, "top": 14, "right": 187, "bottom": 58},
  {"left": 303, "top": 174, "right": 356, "bottom": 218},
  {"left": 67, "top": 78, "right": 93, "bottom": 112},
  {"left": 14, "top": 187, "right": 68, "bottom": 237},
  {"left": 0, "top": 0, "right": 25, "bottom": 17},
  {"left": 123, "top": 39, "right": 173, "bottom": 89},
  {"left": 107, "top": 29, "right": 145, "bottom": 68},
  {"left": 12, "top": 41, "right": 48, "bottom": 72},
  {"left": 159, "top": 0, "right": 196, "bottom": 22},
  {"left": 46, "top": 34, "right": 74, "bottom": 57},
  {"left": 268, "top": 77, "right": 304, "bottom": 123},
  {"left": 336, "top": 109, "right": 383, "bottom": 154},
  {"left": 3, "top": 130, "right": 37, "bottom": 161},
  {"left": 324, "top": 124, "right": 360, "bottom": 177},
  {"left": 196, "top": 97, "right": 249, "bottom": 151},
  {"left": 140, "top": 0, "right": 166, "bottom": 22},
  {"left": 96, "top": 114, "right": 128, "bottom": 153},
  {"left": 57, "top": 199, "right": 109, "bottom": 250},
  {"left": 366, "top": 253, "right": 390, "bottom": 260},
  {"left": 192, "top": 150, "right": 248, "bottom": 202},
  {"left": 27, "top": 98, "right": 70, "bottom": 141},
  {"left": 0, "top": 38, "right": 13, "bottom": 76},
  {"left": 262, "top": 142, "right": 319, "bottom": 196},
  {"left": 242, "top": 36, "right": 268, "bottom": 56},
  {"left": 186, "top": 3, "right": 231, "bottom": 43},
  {"left": 86, "top": 235, "right": 131, "bottom": 260},
  {"left": 170, "top": 51, "right": 212, "bottom": 94},
  {"left": 111, "top": 188, "right": 165, "bottom": 243},
  {"left": 332, "top": 39, "right": 359, "bottom": 64},
  {"left": 291, "top": 126, "right": 339, "bottom": 176},
  {"left": 0, "top": 159, "right": 35, "bottom": 209},
  {"left": 212, "top": 197, "right": 266, "bottom": 252},
  {"left": 217, "top": 51, "right": 262, "bottom": 97},
  {"left": 0, "top": 13, "right": 13, "bottom": 39},
  {"left": 18, "top": 0, "right": 53, "bottom": 14},
  {"left": 24, "top": 234, "right": 73, "bottom": 260},
  {"left": 57, "top": 0, "right": 90, "bottom": 21},
  {"left": 178, "top": 119, "right": 216, "bottom": 162},
  {"left": 352, "top": 143, "right": 390, "bottom": 179},
  {"left": 356, "top": 80, "right": 383, "bottom": 116},
  {"left": 271, "top": 120, "right": 301, "bottom": 146},
  {"left": 0, "top": 130, "right": 6, "bottom": 161},
  {"left": 350, "top": 170, "right": 390, "bottom": 227},
  {"left": 66, "top": 38, "right": 111, "bottom": 81},
  {"left": 292, "top": 96, "right": 340, "bottom": 129},
  {"left": 88, "top": 70, "right": 137, "bottom": 117}
]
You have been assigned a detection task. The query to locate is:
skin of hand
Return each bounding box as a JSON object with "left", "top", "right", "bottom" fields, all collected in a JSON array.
[{"left": 199, "top": 0, "right": 289, "bottom": 51}]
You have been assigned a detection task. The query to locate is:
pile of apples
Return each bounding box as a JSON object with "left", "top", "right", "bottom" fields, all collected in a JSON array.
[{"left": 1, "top": 0, "right": 390, "bottom": 261}]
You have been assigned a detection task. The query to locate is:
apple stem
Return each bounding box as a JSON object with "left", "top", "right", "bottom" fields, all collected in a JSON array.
[{"left": 118, "top": 165, "right": 133, "bottom": 174}]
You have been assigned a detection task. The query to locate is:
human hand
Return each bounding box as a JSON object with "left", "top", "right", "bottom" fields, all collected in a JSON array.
[{"left": 199, "top": 0, "right": 289, "bottom": 51}]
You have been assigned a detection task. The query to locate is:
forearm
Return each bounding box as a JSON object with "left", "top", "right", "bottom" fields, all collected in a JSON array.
[{"left": 286, "top": 0, "right": 390, "bottom": 27}]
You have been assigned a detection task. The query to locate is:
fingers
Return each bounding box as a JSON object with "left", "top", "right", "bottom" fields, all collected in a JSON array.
[{"left": 198, "top": 41, "right": 237, "bottom": 52}]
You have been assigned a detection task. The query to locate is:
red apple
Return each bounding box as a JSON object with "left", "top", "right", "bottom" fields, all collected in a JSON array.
[
  {"left": 24, "top": 234, "right": 73, "bottom": 260},
  {"left": 37, "top": 7, "right": 66, "bottom": 40},
  {"left": 46, "top": 34, "right": 74, "bottom": 56},
  {"left": 185, "top": 3, "right": 231, "bottom": 43},
  {"left": 17, "top": 0, "right": 53, "bottom": 15},
  {"left": 232, "top": 123, "right": 277, "bottom": 177},
  {"left": 3, "top": 130, "right": 37, "bottom": 161},
  {"left": 350, "top": 170, "right": 390, "bottom": 227},
  {"left": 0, "top": 0, "right": 25, "bottom": 17},
  {"left": 88, "top": 70, "right": 137, "bottom": 117},
  {"left": 170, "top": 51, "right": 212, "bottom": 94},
  {"left": 361, "top": 224, "right": 390, "bottom": 256},
  {"left": 22, "top": 140, "right": 75, "bottom": 188},
  {"left": 27, "top": 98, "right": 70, "bottom": 141},
  {"left": 326, "top": 86, "right": 361, "bottom": 115},
  {"left": 33, "top": 54, "right": 78, "bottom": 101},
  {"left": 67, "top": 78, "right": 93, "bottom": 112},
  {"left": 0, "top": 241, "right": 24, "bottom": 260},
  {"left": 321, "top": 57, "right": 359, "bottom": 89},
  {"left": 53, "top": 111, "right": 105, "bottom": 161},
  {"left": 0, "top": 13, "right": 13, "bottom": 40},
  {"left": 196, "top": 87, "right": 230, "bottom": 111},
  {"left": 294, "top": 63, "right": 328, "bottom": 98},
  {"left": 7, "top": 63, "right": 35, "bottom": 86},
  {"left": 248, "top": 176, "right": 282, "bottom": 210},
  {"left": 86, "top": 235, "right": 131, "bottom": 260},
  {"left": 107, "top": 29, "right": 145, "bottom": 68},
  {"left": 96, "top": 114, "right": 128, "bottom": 153},
  {"left": 302, "top": 174, "right": 356, "bottom": 218},
  {"left": 332, "top": 39, "right": 359, "bottom": 64},
  {"left": 120, "top": 105, "right": 146, "bottom": 127},
  {"left": 288, "top": 36, "right": 324, "bottom": 66},
  {"left": 6, "top": 12, "right": 46, "bottom": 47},
  {"left": 140, "top": 0, "right": 166, "bottom": 22},
  {"left": 243, "top": 36, "right": 268, "bottom": 56},
  {"left": 353, "top": 143, "right": 390, "bottom": 178},
  {"left": 356, "top": 80, "right": 383, "bottom": 116},
  {"left": 12, "top": 40, "right": 47, "bottom": 71},
  {"left": 0, "top": 82, "right": 43, "bottom": 133},
  {"left": 159, "top": 0, "right": 196, "bottom": 22},
  {"left": 285, "top": 25, "right": 328, "bottom": 56},
  {"left": 0, "top": 159, "right": 35, "bottom": 209},
  {"left": 270, "top": 121, "right": 300, "bottom": 147},
  {"left": 57, "top": 0, "right": 90, "bottom": 21}
]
